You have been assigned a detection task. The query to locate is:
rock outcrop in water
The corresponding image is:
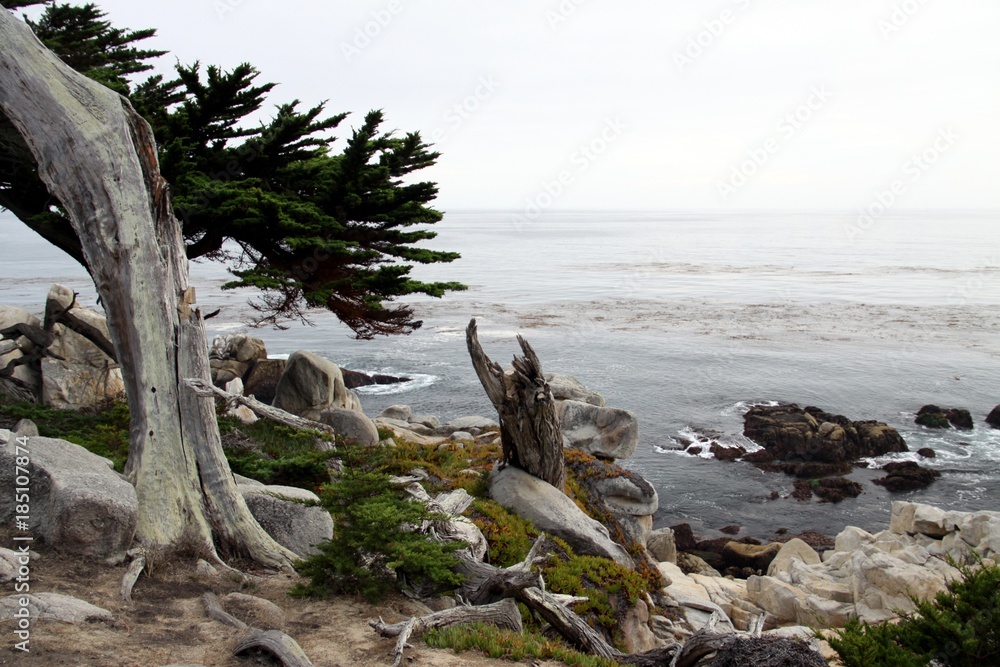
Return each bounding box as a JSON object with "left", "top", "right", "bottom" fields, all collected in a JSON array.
[
  {"left": 915, "top": 404, "right": 974, "bottom": 429},
  {"left": 743, "top": 404, "right": 907, "bottom": 462},
  {"left": 988, "top": 404, "right": 1000, "bottom": 428}
]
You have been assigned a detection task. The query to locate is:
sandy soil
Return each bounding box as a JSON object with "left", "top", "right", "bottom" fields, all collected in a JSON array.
[{"left": 0, "top": 536, "right": 549, "bottom": 667}]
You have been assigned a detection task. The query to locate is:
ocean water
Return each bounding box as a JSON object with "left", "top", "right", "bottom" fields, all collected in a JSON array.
[{"left": 2, "top": 209, "right": 998, "bottom": 541}]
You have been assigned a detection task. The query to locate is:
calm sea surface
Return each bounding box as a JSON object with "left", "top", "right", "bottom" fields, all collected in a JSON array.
[{"left": 2, "top": 209, "right": 998, "bottom": 540}]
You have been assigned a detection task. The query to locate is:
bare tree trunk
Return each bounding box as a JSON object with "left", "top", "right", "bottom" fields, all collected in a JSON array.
[
  {"left": 466, "top": 319, "right": 565, "bottom": 490},
  {"left": 0, "top": 6, "right": 295, "bottom": 568}
]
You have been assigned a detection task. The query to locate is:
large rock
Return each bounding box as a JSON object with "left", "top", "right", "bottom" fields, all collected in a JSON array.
[
  {"left": 545, "top": 373, "right": 606, "bottom": 407},
  {"left": 489, "top": 464, "right": 633, "bottom": 567},
  {"left": 872, "top": 461, "right": 940, "bottom": 492},
  {"left": 41, "top": 286, "right": 125, "bottom": 409},
  {"left": 987, "top": 404, "right": 1000, "bottom": 428},
  {"left": 847, "top": 545, "right": 959, "bottom": 622},
  {"left": 591, "top": 473, "right": 658, "bottom": 516},
  {"left": 239, "top": 484, "right": 333, "bottom": 558},
  {"left": 768, "top": 538, "right": 821, "bottom": 580},
  {"left": 242, "top": 358, "right": 286, "bottom": 404},
  {"left": 379, "top": 405, "right": 413, "bottom": 422},
  {"left": 272, "top": 350, "right": 360, "bottom": 420},
  {"left": 743, "top": 404, "right": 907, "bottom": 463},
  {"left": 319, "top": 407, "right": 379, "bottom": 446},
  {"left": 557, "top": 399, "right": 638, "bottom": 460},
  {"left": 746, "top": 575, "right": 808, "bottom": 625},
  {"left": 0, "top": 305, "right": 42, "bottom": 397},
  {"left": 620, "top": 600, "right": 659, "bottom": 653},
  {"left": 210, "top": 334, "right": 267, "bottom": 363},
  {"left": 647, "top": 528, "right": 677, "bottom": 563},
  {"left": 915, "top": 404, "right": 974, "bottom": 430},
  {"left": 0, "top": 431, "right": 136, "bottom": 563},
  {"left": 442, "top": 416, "right": 498, "bottom": 433},
  {"left": 722, "top": 541, "right": 782, "bottom": 572},
  {"left": 0, "top": 592, "right": 112, "bottom": 623}
]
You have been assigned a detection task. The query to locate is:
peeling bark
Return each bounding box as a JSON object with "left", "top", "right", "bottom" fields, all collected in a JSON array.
[{"left": 0, "top": 6, "right": 294, "bottom": 568}]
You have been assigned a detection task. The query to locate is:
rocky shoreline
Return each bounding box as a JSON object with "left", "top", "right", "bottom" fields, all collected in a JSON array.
[{"left": 3, "top": 286, "right": 1000, "bottom": 664}]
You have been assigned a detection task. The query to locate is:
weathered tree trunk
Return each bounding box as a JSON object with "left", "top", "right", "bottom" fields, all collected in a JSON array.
[
  {"left": 466, "top": 318, "right": 565, "bottom": 490},
  {"left": 0, "top": 6, "right": 295, "bottom": 568}
]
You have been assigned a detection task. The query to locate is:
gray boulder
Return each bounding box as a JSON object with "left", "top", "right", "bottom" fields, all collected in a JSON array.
[
  {"left": 0, "top": 431, "right": 136, "bottom": 563},
  {"left": 210, "top": 334, "right": 267, "bottom": 363},
  {"left": 0, "top": 592, "right": 112, "bottom": 623},
  {"left": 239, "top": 484, "right": 333, "bottom": 558},
  {"left": 557, "top": 399, "right": 639, "bottom": 460},
  {"left": 545, "top": 373, "right": 606, "bottom": 406},
  {"left": 489, "top": 465, "right": 633, "bottom": 567},
  {"left": 319, "top": 407, "right": 379, "bottom": 446},
  {"left": 379, "top": 405, "right": 413, "bottom": 421},
  {"left": 272, "top": 350, "right": 361, "bottom": 420},
  {"left": 242, "top": 358, "right": 286, "bottom": 404},
  {"left": 647, "top": 528, "right": 677, "bottom": 563}
]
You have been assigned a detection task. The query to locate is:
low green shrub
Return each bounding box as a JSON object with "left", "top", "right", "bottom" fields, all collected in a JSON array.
[
  {"left": 292, "top": 470, "right": 466, "bottom": 601},
  {"left": 828, "top": 560, "right": 1000, "bottom": 666}
]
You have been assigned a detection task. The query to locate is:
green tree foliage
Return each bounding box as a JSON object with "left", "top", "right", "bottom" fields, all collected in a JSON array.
[
  {"left": 828, "top": 560, "right": 1000, "bottom": 667},
  {"left": 293, "top": 470, "right": 465, "bottom": 601},
  {"left": 0, "top": 2, "right": 463, "bottom": 338}
]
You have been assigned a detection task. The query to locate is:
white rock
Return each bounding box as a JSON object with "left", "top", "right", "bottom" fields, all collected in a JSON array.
[
  {"left": 768, "top": 538, "right": 821, "bottom": 579},
  {"left": 833, "top": 526, "right": 875, "bottom": 554},
  {"left": 746, "top": 576, "right": 808, "bottom": 625}
]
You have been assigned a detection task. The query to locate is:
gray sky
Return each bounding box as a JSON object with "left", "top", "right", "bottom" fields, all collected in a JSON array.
[{"left": 39, "top": 1, "right": 1000, "bottom": 211}]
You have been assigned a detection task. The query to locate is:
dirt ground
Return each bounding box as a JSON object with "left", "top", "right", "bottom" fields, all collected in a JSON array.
[{"left": 0, "top": 535, "right": 554, "bottom": 667}]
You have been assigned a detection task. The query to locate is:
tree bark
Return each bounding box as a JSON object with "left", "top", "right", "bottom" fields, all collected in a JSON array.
[
  {"left": 0, "top": 6, "right": 294, "bottom": 568},
  {"left": 466, "top": 318, "right": 565, "bottom": 490}
]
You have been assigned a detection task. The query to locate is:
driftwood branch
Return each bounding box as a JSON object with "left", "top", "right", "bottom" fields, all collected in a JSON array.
[
  {"left": 466, "top": 318, "right": 566, "bottom": 490},
  {"left": 203, "top": 593, "right": 316, "bottom": 667},
  {"left": 44, "top": 290, "right": 118, "bottom": 362},
  {"left": 184, "top": 378, "right": 338, "bottom": 441},
  {"left": 233, "top": 629, "right": 314, "bottom": 667},
  {"left": 119, "top": 549, "right": 146, "bottom": 605}
]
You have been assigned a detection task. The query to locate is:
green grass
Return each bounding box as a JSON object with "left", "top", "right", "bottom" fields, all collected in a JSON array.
[
  {"left": 0, "top": 396, "right": 131, "bottom": 471},
  {"left": 426, "top": 622, "right": 622, "bottom": 667}
]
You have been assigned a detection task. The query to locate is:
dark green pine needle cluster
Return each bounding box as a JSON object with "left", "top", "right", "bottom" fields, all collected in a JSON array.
[{"left": 1, "top": 2, "right": 464, "bottom": 338}]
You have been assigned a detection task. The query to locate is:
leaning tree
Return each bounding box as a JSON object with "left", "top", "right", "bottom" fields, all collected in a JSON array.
[
  {"left": 0, "top": 4, "right": 296, "bottom": 567},
  {"left": 2, "top": 1, "right": 465, "bottom": 339}
]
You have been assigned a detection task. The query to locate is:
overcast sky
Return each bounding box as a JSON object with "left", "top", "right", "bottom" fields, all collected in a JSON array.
[{"left": 29, "top": 0, "right": 1000, "bottom": 211}]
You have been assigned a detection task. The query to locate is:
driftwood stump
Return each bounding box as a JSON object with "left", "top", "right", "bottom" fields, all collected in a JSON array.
[{"left": 466, "top": 318, "right": 566, "bottom": 490}]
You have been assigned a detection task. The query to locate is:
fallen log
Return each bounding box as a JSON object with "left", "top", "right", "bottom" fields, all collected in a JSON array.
[{"left": 185, "top": 377, "right": 339, "bottom": 441}]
